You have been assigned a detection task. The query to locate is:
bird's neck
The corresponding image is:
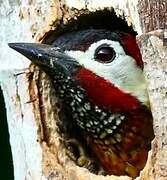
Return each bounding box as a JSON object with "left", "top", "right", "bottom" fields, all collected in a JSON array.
[{"left": 75, "top": 68, "right": 141, "bottom": 112}]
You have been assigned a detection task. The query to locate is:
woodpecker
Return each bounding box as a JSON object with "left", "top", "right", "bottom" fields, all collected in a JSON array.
[{"left": 9, "top": 9, "right": 154, "bottom": 178}]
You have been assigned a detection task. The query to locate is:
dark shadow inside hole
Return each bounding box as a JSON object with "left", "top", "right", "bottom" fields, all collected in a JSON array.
[
  {"left": 42, "top": 8, "right": 137, "bottom": 45},
  {"left": 0, "top": 86, "right": 14, "bottom": 180}
]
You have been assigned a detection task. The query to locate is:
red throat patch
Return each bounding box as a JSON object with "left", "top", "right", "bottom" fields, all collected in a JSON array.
[{"left": 75, "top": 68, "right": 141, "bottom": 112}]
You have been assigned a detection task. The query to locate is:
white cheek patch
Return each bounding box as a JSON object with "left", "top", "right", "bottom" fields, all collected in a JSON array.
[{"left": 65, "top": 39, "right": 149, "bottom": 107}]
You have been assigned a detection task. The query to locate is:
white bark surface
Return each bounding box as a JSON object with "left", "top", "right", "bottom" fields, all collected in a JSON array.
[
  {"left": 138, "top": 31, "right": 167, "bottom": 179},
  {"left": 0, "top": 70, "right": 43, "bottom": 180},
  {"left": 0, "top": 0, "right": 56, "bottom": 179}
]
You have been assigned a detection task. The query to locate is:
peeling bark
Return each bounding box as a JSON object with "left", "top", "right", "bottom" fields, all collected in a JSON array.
[
  {"left": 138, "top": 0, "right": 167, "bottom": 33},
  {"left": 138, "top": 30, "right": 167, "bottom": 180}
]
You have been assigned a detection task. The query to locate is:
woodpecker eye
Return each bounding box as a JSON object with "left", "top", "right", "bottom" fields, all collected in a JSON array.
[{"left": 94, "top": 46, "right": 116, "bottom": 63}]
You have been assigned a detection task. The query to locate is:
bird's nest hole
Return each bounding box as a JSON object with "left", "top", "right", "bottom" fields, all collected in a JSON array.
[
  {"left": 41, "top": 8, "right": 154, "bottom": 179},
  {"left": 42, "top": 8, "right": 137, "bottom": 45}
]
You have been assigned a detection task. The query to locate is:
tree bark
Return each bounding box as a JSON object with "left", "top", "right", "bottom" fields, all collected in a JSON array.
[
  {"left": 138, "top": 0, "right": 167, "bottom": 33},
  {"left": 137, "top": 0, "right": 167, "bottom": 179},
  {"left": 0, "top": 0, "right": 166, "bottom": 180}
]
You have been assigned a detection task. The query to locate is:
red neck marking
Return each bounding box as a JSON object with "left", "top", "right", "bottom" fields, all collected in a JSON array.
[
  {"left": 120, "top": 34, "right": 143, "bottom": 69},
  {"left": 75, "top": 68, "right": 140, "bottom": 112}
]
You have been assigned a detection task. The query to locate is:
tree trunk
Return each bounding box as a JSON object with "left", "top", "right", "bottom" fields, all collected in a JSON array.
[
  {"left": 137, "top": 0, "right": 167, "bottom": 179},
  {"left": 0, "top": 0, "right": 166, "bottom": 179}
]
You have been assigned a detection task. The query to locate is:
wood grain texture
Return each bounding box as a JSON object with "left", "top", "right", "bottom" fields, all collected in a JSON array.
[
  {"left": 137, "top": 1, "right": 167, "bottom": 178},
  {"left": 138, "top": 30, "right": 167, "bottom": 180},
  {"left": 138, "top": 0, "right": 167, "bottom": 33}
]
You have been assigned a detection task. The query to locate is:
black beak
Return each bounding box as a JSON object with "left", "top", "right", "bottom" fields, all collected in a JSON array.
[{"left": 8, "top": 43, "right": 80, "bottom": 77}]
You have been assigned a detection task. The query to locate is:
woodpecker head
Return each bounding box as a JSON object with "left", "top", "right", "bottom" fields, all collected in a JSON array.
[
  {"left": 8, "top": 12, "right": 154, "bottom": 177},
  {"left": 8, "top": 9, "right": 149, "bottom": 113}
]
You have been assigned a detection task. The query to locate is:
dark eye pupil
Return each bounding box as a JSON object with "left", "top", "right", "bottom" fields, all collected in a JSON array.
[{"left": 95, "top": 47, "right": 116, "bottom": 63}]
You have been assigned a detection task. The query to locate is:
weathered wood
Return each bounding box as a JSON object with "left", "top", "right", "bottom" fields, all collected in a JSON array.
[
  {"left": 137, "top": 1, "right": 167, "bottom": 179},
  {"left": 137, "top": 30, "right": 167, "bottom": 180},
  {"left": 138, "top": 0, "right": 167, "bottom": 33}
]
